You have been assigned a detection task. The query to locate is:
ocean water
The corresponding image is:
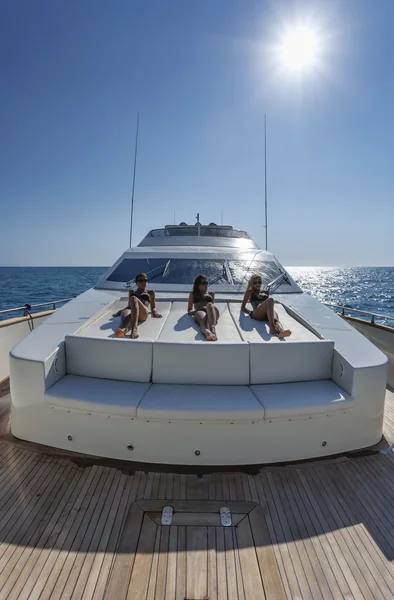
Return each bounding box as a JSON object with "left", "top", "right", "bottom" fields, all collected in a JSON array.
[{"left": 0, "top": 266, "right": 393, "bottom": 326}]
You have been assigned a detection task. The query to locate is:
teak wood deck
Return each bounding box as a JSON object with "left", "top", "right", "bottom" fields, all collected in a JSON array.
[{"left": 0, "top": 378, "right": 394, "bottom": 599}]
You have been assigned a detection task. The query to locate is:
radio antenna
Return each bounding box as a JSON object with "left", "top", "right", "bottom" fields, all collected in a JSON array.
[
  {"left": 264, "top": 113, "right": 268, "bottom": 251},
  {"left": 129, "top": 112, "right": 140, "bottom": 248}
]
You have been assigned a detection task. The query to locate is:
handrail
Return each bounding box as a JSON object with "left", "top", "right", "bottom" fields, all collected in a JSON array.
[
  {"left": 325, "top": 302, "right": 394, "bottom": 325},
  {"left": 0, "top": 297, "right": 75, "bottom": 316}
]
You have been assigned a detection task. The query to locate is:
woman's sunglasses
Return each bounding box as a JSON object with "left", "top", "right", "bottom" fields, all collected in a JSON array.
[
  {"left": 253, "top": 280, "right": 262, "bottom": 285},
  {"left": 200, "top": 281, "right": 208, "bottom": 286},
  {"left": 137, "top": 278, "right": 148, "bottom": 283}
]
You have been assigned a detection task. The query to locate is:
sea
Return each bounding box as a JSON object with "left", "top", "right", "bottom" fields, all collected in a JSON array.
[{"left": 0, "top": 266, "right": 393, "bottom": 326}]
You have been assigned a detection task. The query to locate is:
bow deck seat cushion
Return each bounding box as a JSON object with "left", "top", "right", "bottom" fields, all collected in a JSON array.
[
  {"left": 229, "top": 303, "right": 334, "bottom": 384},
  {"left": 65, "top": 302, "right": 171, "bottom": 383},
  {"left": 137, "top": 384, "right": 265, "bottom": 422},
  {"left": 152, "top": 303, "right": 249, "bottom": 385}
]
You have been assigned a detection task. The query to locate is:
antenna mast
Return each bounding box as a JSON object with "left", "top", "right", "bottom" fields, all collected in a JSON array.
[
  {"left": 264, "top": 113, "right": 268, "bottom": 251},
  {"left": 129, "top": 112, "right": 140, "bottom": 248}
]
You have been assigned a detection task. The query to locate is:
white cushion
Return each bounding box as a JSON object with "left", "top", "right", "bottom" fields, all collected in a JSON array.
[
  {"left": 153, "top": 303, "right": 249, "bottom": 385},
  {"left": 137, "top": 384, "right": 264, "bottom": 422},
  {"left": 65, "top": 335, "right": 152, "bottom": 383},
  {"left": 229, "top": 302, "right": 334, "bottom": 384},
  {"left": 78, "top": 301, "right": 171, "bottom": 340},
  {"left": 249, "top": 340, "right": 334, "bottom": 384},
  {"left": 65, "top": 302, "right": 171, "bottom": 383},
  {"left": 45, "top": 375, "right": 150, "bottom": 417},
  {"left": 251, "top": 380, "right": 353, "bottom": 420},
  {"left": 229, "top": 302, "right": 318, "bottom": 343}
]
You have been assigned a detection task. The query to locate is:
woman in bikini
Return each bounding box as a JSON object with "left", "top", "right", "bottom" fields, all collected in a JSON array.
[
  {"left": 113, "top": 272, "right": 162, "bottom": 339},
  {"left": 187, "top": 275, "right": 220, "bottom": 341},
  {"left": 241, "top": 273, "right": 291, "bottom": 339}
]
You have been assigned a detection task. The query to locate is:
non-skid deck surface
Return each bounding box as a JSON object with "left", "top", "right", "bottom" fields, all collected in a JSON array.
[{"left": 0, "top": 386, "right": 394, "bottom": 599}]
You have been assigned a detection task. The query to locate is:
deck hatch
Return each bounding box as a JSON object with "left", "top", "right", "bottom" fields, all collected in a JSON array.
[{"left": 105, "top": 499, "right": 285, "bottom": 600}]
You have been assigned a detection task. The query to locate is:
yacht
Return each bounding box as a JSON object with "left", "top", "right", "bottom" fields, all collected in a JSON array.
[
  {"left": 6, "top": 222, "right": 388, "bottom": 466},
  {"left": 1, "top": 223, "right": 394, "bottom": 598}
]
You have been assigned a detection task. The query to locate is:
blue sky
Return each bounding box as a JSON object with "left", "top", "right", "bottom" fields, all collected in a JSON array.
[{"left": 0, "top": 0, "right": 393, "bottom": 266}]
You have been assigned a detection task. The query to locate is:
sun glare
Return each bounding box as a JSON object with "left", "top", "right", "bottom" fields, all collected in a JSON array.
[{"left": 278, "top": 26, "right": 320, "bottom": 72}]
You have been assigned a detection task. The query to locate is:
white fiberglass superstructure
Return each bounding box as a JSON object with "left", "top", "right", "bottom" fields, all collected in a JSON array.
[{"left": 9, "top": 224, "right": 388, "bottom": 466}]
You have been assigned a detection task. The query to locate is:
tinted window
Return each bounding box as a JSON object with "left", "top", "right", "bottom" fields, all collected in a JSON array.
[
  {"left": 107, "top": 258, "right": 167, "bottom": 282},
  {"left": 147, "top": 227, "right": 250, "bottom": 239},
  {"left": 228, "top": 260, "right": 281, "bottom": 286},
  {"left": 107, "top": 258, "right": 281, "bottom": 286}
]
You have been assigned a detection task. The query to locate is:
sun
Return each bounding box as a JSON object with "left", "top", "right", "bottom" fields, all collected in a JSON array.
[{"left": 278, "top": 26, "right": 321, "bottom": 72}]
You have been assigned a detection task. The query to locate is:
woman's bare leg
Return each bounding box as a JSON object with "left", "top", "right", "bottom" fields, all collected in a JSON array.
[
  {"left": 273, "top": 310, "right": 292, "bottom": 339},
  {"left": 128, "top": 297, "right": 149, "bottom": 338},
  {"left": 194, "top": 310, "right": 216, "bottom": 341},
  {"left": 251, "top": 298, "right": 281, "bottom": 335},
  {"left": 206, "top": 302, "right": 219, "bottom": 341},
  {"left": 115, "top": 308, "right": 132, "bottom": 338}
]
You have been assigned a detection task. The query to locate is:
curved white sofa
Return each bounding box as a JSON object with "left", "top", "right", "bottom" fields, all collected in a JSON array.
[{"left": 9, "top": 291, "right": 388, "bottom": 465}]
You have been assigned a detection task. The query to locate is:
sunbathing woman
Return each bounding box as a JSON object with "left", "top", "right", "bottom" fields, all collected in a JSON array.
[
  {"left": 113, "top": 272, "right": 162, "bottom": 339},
  {"left": 187, "top": 275, "right": 219, "bottom": 341},
  {"left": 241, "top": 274, "right": 291, "bottom": 339}
]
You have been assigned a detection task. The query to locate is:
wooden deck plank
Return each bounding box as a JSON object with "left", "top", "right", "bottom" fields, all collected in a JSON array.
[
  {"left": 125, "top": 514, "right": 157, "bottom": 600},
  {"left": 297, "top": 468, "right": 366, "bottom": 600},
  {"left": 0, "top": 460, "right": 70, "bottom": 567},
  {"left": 165, "top": 525, "right": 177, "bottom": 600},
  {"left": 0, "top": 464, "right": 81, "bottom": 598},
  {"left": 259, "top": 472, "right": 305, "bottom": 600},
  {"left": 186, "top": 526, "right": 208, "bottom": 600},
  {"left": 326, "top": 462, "right": 394, "bottom": 595},
  {"left": 1, "top": 389, "right": 394, "bottom": 599},
  {"left": 207, "top": 526, "right": 218, "bottom": 600},
  {"left": 146, "top": 525, "right": 161, "bottom": 600},
  {"left": 77, "top": 474, "right": 129, "bottom": 600},
  {"left": 155, "top": 523, "right": 170, "bottom": 600},
  {"left": 31, "top": 468, "right": 112, "bottom": 600},
  {"left": 267, "top": 471, "right": 322, "bottom": 600},
  {"left": 61, "top": 471, "right": 123, "bottom": 600},
  {"left": 253, "top": 473, "right": 293, "bottom": 600},
  {"left": 235, "top": 516, "right": 264, "bottom": 599},
  {"left": 90, "top": 475, "right": 137, "bottom": 600},
  {"left": 271, "top": 470, "right": 331, "bottom": 599},
  {"left": 46, "top": 470, "right": 119, "bottom": 600},
  {"left": 175, "top": 526, "right": 186, "bottom": 600},
  {"left": 307, "top": 466, "right": 378, "bottom": 600},
  {"left": 216, "top": 527, "right": 228, "bottom": 600},
  {"left": 224, "top": 525, "right": 239, "bottom": 600},
  {"left": 16, "top": 466, "right": 102, "bottom": 600},
  {"left": 104, "top": 500, "right": 144, "bottom": 598},
  {"left": 314, "top": 463, "right": 392, "bottom": 599},
  {"left": 248, "top": 506, "right": 287, "bottom": 600},
  {"left": 287, "top": 469, "right": 349, "bottom": 599},
  {"left": 0, "top": 458, "right": 58, "bottom": 541},
  {"left": 6, "top": 467, "right": 90, "bottom": 600}
]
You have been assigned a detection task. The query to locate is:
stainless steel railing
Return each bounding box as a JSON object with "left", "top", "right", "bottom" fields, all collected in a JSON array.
[
  {"left": 325, "top": 303, "right": 394, "bottom": 326},
  {"left": 0, "top": 297, "right": 75, "bottom": 317}
]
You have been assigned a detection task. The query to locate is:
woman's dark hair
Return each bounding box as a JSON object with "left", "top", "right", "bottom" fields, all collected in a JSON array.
[
  {"left": 192, "top": 274, "right": 207, "bottom": 302},
  {"left": 135, "top": 272, "right": 147, "bottom": 283}
]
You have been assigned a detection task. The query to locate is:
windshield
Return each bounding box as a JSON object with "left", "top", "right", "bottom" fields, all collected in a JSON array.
[
  {"left": 106, "top": 257, "right": 282, "bottom": 287},
  {"left": 147, "top": 227, "right": 250, "bottom": 239}
]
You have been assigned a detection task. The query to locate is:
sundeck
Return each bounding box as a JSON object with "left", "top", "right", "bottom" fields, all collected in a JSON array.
[{"left": 9, "top": 223, "right": 388, "bottom": 465}]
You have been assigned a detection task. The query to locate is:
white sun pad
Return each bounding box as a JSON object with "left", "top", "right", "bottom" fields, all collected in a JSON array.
[
  {"left": 45, "top": 375, "right": 150, "bottom": 417},
  {"left": 65, "top": 302, "right": 171, "bottom": 383},
  {"left": 152, "top": 303, "right": 249, "bottom": 385},
  {"left": 229, "top": 302, "right": 334, "bottom": 384},
  {"left": 137, "top": 384, "right": 265, "bottom": 422},
  {"left": 251, "top": 380, "right": 353, "bottom": 420}
]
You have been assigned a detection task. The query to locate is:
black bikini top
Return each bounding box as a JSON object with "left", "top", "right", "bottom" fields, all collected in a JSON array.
[
  {"left": 133, "top": 289, "right": 150, "bottom": 304},
  {"left": 250, "top": 291, "right": 268, "bottom": 306}
]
